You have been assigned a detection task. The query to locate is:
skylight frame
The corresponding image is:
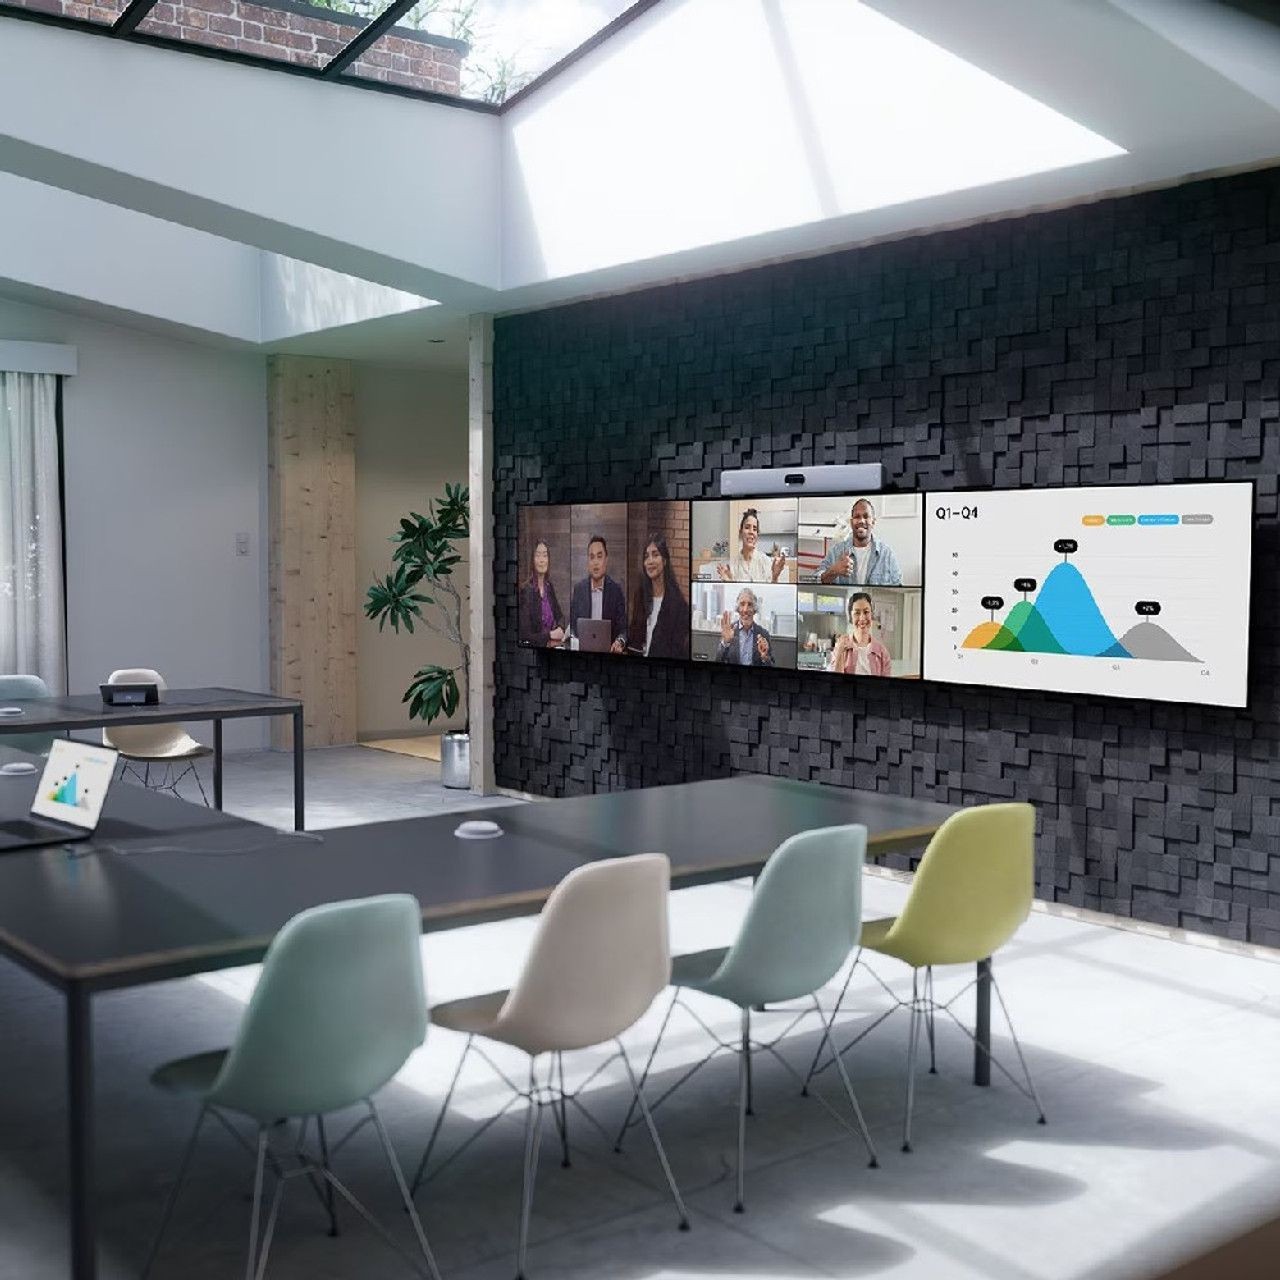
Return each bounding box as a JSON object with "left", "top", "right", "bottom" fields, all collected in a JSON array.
[{"left": 0, "top": 0, "right": 664, "bottom": 113}]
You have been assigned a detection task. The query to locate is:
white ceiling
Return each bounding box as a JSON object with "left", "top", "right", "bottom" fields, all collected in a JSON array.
[{"left": 0, "top": 0, "right": 1278, "bottom": 369}]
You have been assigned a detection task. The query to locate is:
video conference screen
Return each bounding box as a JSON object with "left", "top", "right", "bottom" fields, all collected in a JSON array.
[
  {"left": 519, "top": 494, "right": 925, "bottom": 679},
  {"left": 517, "top": 481, "right": 1253, "bottom": 707}
]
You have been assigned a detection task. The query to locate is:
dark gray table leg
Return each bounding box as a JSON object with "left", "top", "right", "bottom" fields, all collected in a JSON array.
[
  {"left": 213, "top": 719, "right": 223, "bottom": 810},
  {"left": 68, "top": 984, "right": 96, "bottom": 1280},
  {"left": 292, "top": 710, "right": 304, "bottom": 832},
  {"left": 974, "top": 957, "right": 992, "bottom": 1086}
]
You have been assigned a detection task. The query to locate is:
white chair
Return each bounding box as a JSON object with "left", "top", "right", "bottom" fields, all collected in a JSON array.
[
  {"left": 103, "top": 668, "right": 212, "bottom": 804},
  {"left": 411, "top": 853, "right": 689, "bottom": 1280}
]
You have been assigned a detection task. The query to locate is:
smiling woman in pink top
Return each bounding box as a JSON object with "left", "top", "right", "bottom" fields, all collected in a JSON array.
[{"left": 830, "top": 592, "right": 892, "bottom": 676}]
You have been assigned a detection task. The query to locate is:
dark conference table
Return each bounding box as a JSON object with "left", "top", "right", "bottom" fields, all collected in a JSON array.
[
  {"left": 0, "top": 769, "right": 960, "bottom": 1280},
  {"left": 0, "top": 687, "right": 305, "bottom": 830}
]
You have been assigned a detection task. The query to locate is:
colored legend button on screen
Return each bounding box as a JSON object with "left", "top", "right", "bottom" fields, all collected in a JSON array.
[
  {"left": 1082, "top": 514, "right": 1105, "bottom": 526},
  {"left": 1182, "top": 513, "right": 1215, "bottom": 525},
  {"left": 1106, "top": 514, "right": 1136, "bottom": 526},
  {"left": 1138, "top": 514, "right": 1179, "bottom": 526}
]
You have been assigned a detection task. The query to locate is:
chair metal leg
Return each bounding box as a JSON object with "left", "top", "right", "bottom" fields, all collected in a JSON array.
[
  {"left": 991, "top": 974, "right": 1047, "bottom": 1124},
  {"left": 316, "top": 1114, "right": 339, "bottom": 1237},
  {"left": 902, "top": 971, "right": 922, "bottom": 1153},
  {"left": 802, "top": 947, "right": 862, "bottom": 1092},
  {"left": 245, "top": 1128, "right": 269, "bottom": 1280},
  {"left": 555, "top": 1052, "right": 571, "bottom": 1168},
  {"left": 743, "top": 1005, "right": 755, "bottom": 1117},
  {"left": 517, "top": 1061, "right": 545, "bottom": 1280},
  {"left": 410, "top": 1034, "right": 471, "bottom": 1194},
  {"left": 140, "top": 1105, "right": 208, "bottom": 1280},
  {"left": 369, "top": 1099, "right": 444, "bottom": 1280},
  {"left": 735, "top": 1007, "right": 749, "bottom": 1213},
  {"left": 812, "top": 997, "right": 878, "bottom": 1169},
  {"left": 926, "top": 966, "right": 937, "bottom": 1074},
  {"left": 616, "top": 1041, "right": 690, "bottom": 1231},
  {"left": 614, "top": 987, "right": 678, "bottom": 1151},
  {"left": 252, "top": 1176, "right": 287, "bottom": 1280}
]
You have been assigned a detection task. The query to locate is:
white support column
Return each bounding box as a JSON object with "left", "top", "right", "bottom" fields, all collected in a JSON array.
[{"left": 467, "top": 314, "right": 496, "bottom": 793}]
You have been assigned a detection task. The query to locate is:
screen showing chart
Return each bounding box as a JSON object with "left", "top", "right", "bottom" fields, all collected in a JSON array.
[{"left": 922, "top": 482, "right": 1253, "bottom": 707}]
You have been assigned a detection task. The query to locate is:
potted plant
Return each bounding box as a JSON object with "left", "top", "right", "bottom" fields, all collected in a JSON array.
[{"left": 364, "top": 483, "right": 472, "bottom": 787}]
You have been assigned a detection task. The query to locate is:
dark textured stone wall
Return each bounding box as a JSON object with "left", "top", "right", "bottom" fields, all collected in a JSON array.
[{"left": 492, "top": 166, "right": 1280, "bottom": 946}]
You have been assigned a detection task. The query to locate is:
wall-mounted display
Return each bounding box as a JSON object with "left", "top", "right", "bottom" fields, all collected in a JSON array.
[
  {"left": 921, "top": 481, "right": 1253, "bottom": 707},
  {"left": 518, "top": 480, "right": 1254, "bottom": 708}
]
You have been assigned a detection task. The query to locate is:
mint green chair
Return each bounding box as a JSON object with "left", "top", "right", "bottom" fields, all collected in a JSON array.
[
  {"left": 142, "top": 895, "right": 440, "bottom": 1280},
  {"left": 0, "top": 674, "right": 54, "bottom": 755},
  {"left": 806, "top": 802, "right": 1045, "bottom": 1153},
  {"left": 616, "top": 824, "right": 878, "bottom": 1213}
]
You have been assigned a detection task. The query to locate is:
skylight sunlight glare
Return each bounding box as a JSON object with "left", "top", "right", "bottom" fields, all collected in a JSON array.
[{"left": 504, "top": 0, "right": 1126, "bottom": 284}]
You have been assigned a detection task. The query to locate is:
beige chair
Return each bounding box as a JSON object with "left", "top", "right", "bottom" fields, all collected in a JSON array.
[
  {"left": 104, "top": 668, "right": 212, "bottom": 804},
  {"left": 411, "top": 853, "right": 689, "bottom": 1280}
]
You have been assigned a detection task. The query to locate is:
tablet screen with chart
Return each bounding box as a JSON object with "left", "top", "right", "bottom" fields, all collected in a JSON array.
[{"left": 922, "top": 482, "right": 1253, "bottom": 707}]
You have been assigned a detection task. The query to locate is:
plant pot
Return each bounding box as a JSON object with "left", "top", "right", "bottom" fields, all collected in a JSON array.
[{"left": 441, "top": 731, "right": 471, "bottom": 789}]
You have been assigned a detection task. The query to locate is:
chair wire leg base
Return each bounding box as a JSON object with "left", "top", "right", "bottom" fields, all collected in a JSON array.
[
  {"left": 517, "top": 1061, "right": 545, "bottom": 1280},
  {"left": 410, "top": 1035, "right": 471, "bottom": 1194},
  {"left": 140, "top": 1105, "right": 208, "bottom": 1280},
  {"left": 316, "top": 1114, "right": 339, "bottom": 1236},
  {"left": 802, "top": 948, "right": 861, "bottom": 1093},
  {"left": 925, "top": 966, "right": 937, "bottom": 1074},
  {"left": 614, "top": 988, "right": 678, "bottom": 1151},
  {"left": 368, "top": 1099, "right": 443, "bottom": 1280},
  {"left": 735, "top": 1008, "right": 749, "bottom": 1213},
  {"left": 617, "top": 1040, "right": 690, "bottom": 1231},
  {"left": 812, "top": 996, "right": 879, "bottom": 1168},
  {"left": 902, "top": 971, "right": 922, "bottom": 1153}
]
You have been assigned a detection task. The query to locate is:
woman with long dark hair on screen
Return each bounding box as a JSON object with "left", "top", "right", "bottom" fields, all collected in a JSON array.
[
  {"left": 629, "top": 534, "right": 690, "bottom": 659},
  {"left": 519, "top": 539, "right": 566, "bottom": 648}
]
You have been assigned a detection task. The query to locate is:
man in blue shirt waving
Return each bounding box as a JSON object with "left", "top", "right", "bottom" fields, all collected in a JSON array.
[{"left": 817, "top": 498, "right": 902, "bottom": 586}]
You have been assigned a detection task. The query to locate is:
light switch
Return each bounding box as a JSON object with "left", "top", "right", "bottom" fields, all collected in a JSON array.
[{"left": 235, "top": 532, "right": 250, "bottom": 556}]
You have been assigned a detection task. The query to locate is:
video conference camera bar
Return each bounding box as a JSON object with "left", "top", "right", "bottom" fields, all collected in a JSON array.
[{"left": 719, "top": 463, "right": 886, "bottom": 497}]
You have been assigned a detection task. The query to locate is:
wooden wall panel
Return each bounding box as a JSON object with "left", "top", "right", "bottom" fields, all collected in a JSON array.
[{"left": 268, "top": 355, "right": 357, "bottom": 748}]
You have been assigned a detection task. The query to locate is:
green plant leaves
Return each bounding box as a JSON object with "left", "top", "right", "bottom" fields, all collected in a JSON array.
[
  {"left": 404, "top": 665, "right": 460, "bottom": 725},
  {"left": 364, "top": 567, "right": 431, "bottom": 634}
]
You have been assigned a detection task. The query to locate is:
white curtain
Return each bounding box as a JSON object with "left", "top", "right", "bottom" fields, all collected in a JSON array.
[{"left": 0, "top": 372, "right": 66, "bottom": 693}]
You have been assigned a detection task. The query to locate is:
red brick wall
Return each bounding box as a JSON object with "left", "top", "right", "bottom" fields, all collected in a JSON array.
[{"left": 13, "top": 0, "right": 464, "bottom": 95}]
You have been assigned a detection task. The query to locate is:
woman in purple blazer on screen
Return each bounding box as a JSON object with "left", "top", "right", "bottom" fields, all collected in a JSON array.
[{"left": 519, "top": 539, "right": 566, "bottom": 647}]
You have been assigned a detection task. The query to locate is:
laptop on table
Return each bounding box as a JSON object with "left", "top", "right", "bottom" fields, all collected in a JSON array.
[{"left": 0, "top": 739, "right": 118, "bottom": 851}]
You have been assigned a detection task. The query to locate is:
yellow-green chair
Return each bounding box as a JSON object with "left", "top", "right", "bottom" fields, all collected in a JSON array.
[{"left": 806, "top": 802, "right": 1045, "bottom": 1152}]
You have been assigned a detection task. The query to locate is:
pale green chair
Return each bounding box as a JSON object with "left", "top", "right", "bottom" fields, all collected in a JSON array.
[
  {"left": 0, "top": 673, "right": 54, "bottom": 755},
  {"left": 142, "top": 895, "right": 440, "bottom": 1280},
  {"left": 807, "top": 802, "right": 1045, "bottom": 1153},
  {"left": 615, "top": 824, "right": 878, "bottom": 1213}
]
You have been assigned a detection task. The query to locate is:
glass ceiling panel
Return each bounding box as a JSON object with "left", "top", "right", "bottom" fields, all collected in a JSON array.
[
  {"left": 135, "top": 0, "right": 389, "bottom": 70},
  {"left": 337, "top": 0, "right": 636, "bottom": 104},
  {"left": 1, "top": 0, "right": 127, "bottom": 27}
]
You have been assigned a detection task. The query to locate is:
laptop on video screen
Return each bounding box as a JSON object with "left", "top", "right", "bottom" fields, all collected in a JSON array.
[
  {"left": 575, "top": 618, "right": 613, "bottom": 652},
  {"left": 0, "top": 739, "right": 118, "bottom": 851}
]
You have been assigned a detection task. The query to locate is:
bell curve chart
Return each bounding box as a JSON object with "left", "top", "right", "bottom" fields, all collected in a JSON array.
[{"left": 922, "top": 482, "right": 1253, "bottom": 707}]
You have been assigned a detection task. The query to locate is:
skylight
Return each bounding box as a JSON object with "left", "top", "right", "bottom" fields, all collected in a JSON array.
[{"left": 503, "top": 0, "right": 1127, "bottom": 282}]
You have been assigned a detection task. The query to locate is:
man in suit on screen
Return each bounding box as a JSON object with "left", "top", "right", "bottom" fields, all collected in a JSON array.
[
  {"left": 715, "top": 587, "right": 776, "bottom": 666},
  {"left": 569, "top": 534, "right": 628, "bottom": 653}
]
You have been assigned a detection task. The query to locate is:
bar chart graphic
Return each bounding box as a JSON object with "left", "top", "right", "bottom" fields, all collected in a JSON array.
[{"left": 923, "top": 482, "right": 1253, "bottom": 706}]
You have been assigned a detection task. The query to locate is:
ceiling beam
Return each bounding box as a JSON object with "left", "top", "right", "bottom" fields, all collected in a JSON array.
[
  {"left": 322, "top": 0, "right": 417, "bottom": 79},
  {"left": 112, "top": 0, "right": 160, "bottom": 37}
]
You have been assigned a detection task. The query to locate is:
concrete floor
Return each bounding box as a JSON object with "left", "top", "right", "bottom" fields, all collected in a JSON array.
[{"left": 3, "top": 746, "right": 1280, "bottom": 1280}]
